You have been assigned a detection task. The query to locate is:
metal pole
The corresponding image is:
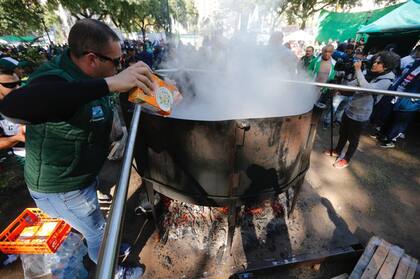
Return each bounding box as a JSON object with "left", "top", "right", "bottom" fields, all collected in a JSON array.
[
  {"left": 154, "top": 68, "right": 420, "bottom": 99},
  {"left": 95, "top": 104, "right": 142, "bottom": 279},
  {"left": 285, "top": 80, "right": 420, "bottom": 99}
]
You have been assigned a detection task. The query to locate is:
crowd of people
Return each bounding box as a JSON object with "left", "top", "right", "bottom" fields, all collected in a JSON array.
[
  {"left": 300, "top": 39, "right": 420, "bottom": 168},
  {"left": 0, "top": 17, "right": 419, "bottom": 278}
]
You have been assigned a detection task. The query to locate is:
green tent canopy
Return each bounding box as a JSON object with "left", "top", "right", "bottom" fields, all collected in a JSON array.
[
  {"left": 0, "top": 35, "right": 37, "bottom": 43},
  {"left": 316, "top": 3, "right": 403, "bottom": 43},
  {"left": 358, "top": 0, "right": 420, "bottom": 33}
]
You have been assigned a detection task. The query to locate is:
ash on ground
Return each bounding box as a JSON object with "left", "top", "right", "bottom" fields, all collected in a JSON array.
[{"left": 159, "top": 195, "right": 288, "bottom": 257}]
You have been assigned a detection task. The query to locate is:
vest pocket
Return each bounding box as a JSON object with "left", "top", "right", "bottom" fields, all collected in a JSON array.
[{"left": 60, "top": 141, "right": 82, "bottom": 178}]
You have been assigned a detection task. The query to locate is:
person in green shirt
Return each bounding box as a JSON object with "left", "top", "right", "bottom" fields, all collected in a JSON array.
[
  {"left": 0, "top": 19, "right": 155, "bottom": 278},
  {"left": 300, "top": 46, "right": 315, "bottom": 69}
]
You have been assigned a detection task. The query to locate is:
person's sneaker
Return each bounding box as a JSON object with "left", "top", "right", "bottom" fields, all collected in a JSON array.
[
  {"left": 315, "top": 102, "right": 327, "bottom": 109},
  {"left": 323, "top": 149, "right": 339, "bottom": 157},
  {"left": 119, "top": 242, "right": 132, "bottom": 259},
  {"left": 393, "top": 132, "right": 406, "bottom": 140},
  {"left": 115, "top": 266, "right": 144, "bottom": 279},
  {"left": 333, "top": 159, "right": 349, "bottom": 169},
  {"left": 380, "top": 141, "right": 395, "bottom": 148}
]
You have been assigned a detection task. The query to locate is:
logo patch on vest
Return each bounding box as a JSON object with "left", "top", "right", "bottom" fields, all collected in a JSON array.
[{"left": 91, "top": 106, "right": 105, "bottom": 122}]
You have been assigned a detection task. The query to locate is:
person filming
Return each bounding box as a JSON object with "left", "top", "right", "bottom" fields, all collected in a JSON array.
[{"left": 325, "top": 51, "right": 397, "bottom": 169}]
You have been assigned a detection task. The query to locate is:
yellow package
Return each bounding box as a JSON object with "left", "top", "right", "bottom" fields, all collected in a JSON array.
[{"left": 128, "top": 74, "right": 181, "bottom": 116}]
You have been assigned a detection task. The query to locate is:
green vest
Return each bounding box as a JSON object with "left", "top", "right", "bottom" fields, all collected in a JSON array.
[{"left": 25, "top": 50, "right": 113, "bottom": 193}]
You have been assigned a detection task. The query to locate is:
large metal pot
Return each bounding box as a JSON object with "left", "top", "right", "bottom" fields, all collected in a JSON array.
[{"left": 137, "top": 107, "right": 320, "bottom": 207}]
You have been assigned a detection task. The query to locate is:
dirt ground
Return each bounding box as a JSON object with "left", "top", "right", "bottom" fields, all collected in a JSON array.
[{"left": 1, "top": 125, "right": 419, "bottom": 278}]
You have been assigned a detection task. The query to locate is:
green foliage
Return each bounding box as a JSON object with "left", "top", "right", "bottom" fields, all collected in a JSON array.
[
  {"left": 1, "top": 0, "right": 397, "bottom": 38},
  {"left": 48, "top": 0, "right": 109, "bottom": 19},
  {"left": 273, "top": 0, "right": 400, "bottom": 29},
  {"left": 283, "top": 0, "right": 361, "bottom": 29},
  {"left": 109, "top": 0, "right": 198, "bottom": 37},
  {"left": 0, "top": 0, "right": 198, "bottom": 39},
  {"left": 170, "top": 0, "right": 198, "bottom": 29},
  {"left": 110, "top": 0, "right": 166, "bottom": 35},
  {"left": 53, "top": 0, "right": 198, "bottom": 38},
  {"left": 0, "top": 0, "right": 43, "bottom": 36},
  {"left": 0, "top": 0, "right": 60, "bottom": 40}
]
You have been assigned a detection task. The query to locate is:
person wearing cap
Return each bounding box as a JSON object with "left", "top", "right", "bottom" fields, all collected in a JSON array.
[
  {"left": 14, "top": 60, "right": 35, "bottom": 86},
  {"left": 0, "top": 19, "right": 155, "bottom": 278},
  {"left": 0, "top": 56, "right": 19, "bottom": 71}
]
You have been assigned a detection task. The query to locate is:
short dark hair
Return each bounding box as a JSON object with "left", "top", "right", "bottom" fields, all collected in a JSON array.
[
  {"left": 68, "top": 19, "right": 120, "bottom": 58},
  {"left": 345, "top": 44, "right": 355, "bottom": 50},
  {"left": 306, "top": 46, "right": 314, "bottom": 51},
  {"left": 0, "top": 65, "right": 14, "bottom": 76},
  {"left": 374, "top": 51, "right": 400, "bottom": 71}
]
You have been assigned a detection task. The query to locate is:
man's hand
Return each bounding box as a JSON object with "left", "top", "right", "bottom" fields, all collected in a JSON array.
[
  {"left": 105, "top": 62, "right": 155, "bottom": 94},
  {"left": 353, "top": 61, "right": 362, "bottom": 71},
  {"left": 13, "top": 126, "right": 25, "bottom": 143}
]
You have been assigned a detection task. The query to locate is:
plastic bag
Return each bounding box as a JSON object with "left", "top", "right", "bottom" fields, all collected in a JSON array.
[
  {"left": 50, "top": 232, "right": 88, "bottom": 279},
  {"left": 20, "top": 254, "right": 52, "bottom": 279},
  {"left": 21, "top": 232, "right": 88, "bottom": 279}
]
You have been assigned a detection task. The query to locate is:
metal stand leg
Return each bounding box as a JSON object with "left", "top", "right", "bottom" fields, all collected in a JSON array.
[
  {"left": 227, "top": 202, "right": 238, "bottom": 254},
  {"left": 285, "top": 190, "right": 290, "bottom": 213},
  {"left": 145, "top": 181, "right": 159, "bottom": 231},
  {"left": 288, "top": 182, "right": 303, "bottom": 218}
]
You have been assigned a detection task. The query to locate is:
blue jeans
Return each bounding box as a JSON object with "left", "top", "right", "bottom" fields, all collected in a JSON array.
[
  {"left": 323, "top": 95, "right": 351, "bottom": 125},
  {"left": 382, "top": 110, "right": 416, "bottom": 141},
  {"left": 29, "top": 179, "right": 105, "bottom": 264}
]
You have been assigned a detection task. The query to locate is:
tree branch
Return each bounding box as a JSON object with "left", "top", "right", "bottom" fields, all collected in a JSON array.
[
  {"left": 70, "top": 12, "right": 80, "bottom": 20},
  {"left": 313, "top": 0, "right": 337, "bottom": 12}
]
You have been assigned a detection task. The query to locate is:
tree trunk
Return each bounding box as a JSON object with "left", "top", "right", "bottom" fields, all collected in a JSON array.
[
  {"left": 299, "top": 11, "right": 309, "bottom": 30},
  {"left": 141, "top": 27, "right": 146, "bottom": 42},
  {"left": 300, "top": 20, "right": 306, "bottom": 30}
]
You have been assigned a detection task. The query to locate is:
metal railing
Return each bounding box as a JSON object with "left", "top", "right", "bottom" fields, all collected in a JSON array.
[
  {"left": 94, "top": 78, "right": 418, "bottom": 278},
  {"left": 95, "top": 104, "right": 141, "bottom": 279},
  {"left": 286, "top": 80, "right": 420, "bottom": 99}
]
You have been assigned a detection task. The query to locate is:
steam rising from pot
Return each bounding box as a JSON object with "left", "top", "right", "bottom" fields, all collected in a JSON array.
[{"left": 159, "top": 33, "right": 318, "bottom": 121}]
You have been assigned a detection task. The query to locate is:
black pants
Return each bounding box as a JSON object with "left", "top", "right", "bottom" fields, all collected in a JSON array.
[{"left": 335, "top": 114, "right": 367, "bottom": 162}]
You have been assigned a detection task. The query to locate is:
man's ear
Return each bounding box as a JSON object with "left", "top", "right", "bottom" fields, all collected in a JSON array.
[{"left": 85, "top": 53, "right": 97, "bottom": 67}]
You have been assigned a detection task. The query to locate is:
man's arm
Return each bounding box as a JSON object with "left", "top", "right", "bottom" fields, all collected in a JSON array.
[
  {"left": 0, "top": 61, "right": 155, "bottom": 124},
  {"left": 0, "top": 136, "right": 21, "bottom": 150},
  {"left": 355, "top": 69, "right": 392, "bottom": 91},
  {"left": 0, "top": 76, "right": 111, "bottom": 123},
  {"left": 0, "top": 127, "right": 25, "bottom": 150}
]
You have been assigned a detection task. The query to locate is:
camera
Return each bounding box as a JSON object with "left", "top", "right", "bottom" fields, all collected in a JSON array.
[{"left": 334, "top": 57, "right": 368, "bottom": 75}]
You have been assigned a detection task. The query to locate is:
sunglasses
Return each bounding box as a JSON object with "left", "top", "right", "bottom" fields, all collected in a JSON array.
[
  {"left": 373, "top": 60, "right": 383, "bottom": 65},
  {"left": 83, "top": 51, "right": 122, "bottom": 67},
  {"left": 0, "top": 80, "right": 21, "bottom": 89}
]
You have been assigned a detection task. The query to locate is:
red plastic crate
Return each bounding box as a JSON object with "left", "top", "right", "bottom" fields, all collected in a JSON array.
[{"left": 0, "top": 208, "right": 71, "bottom": 254}]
